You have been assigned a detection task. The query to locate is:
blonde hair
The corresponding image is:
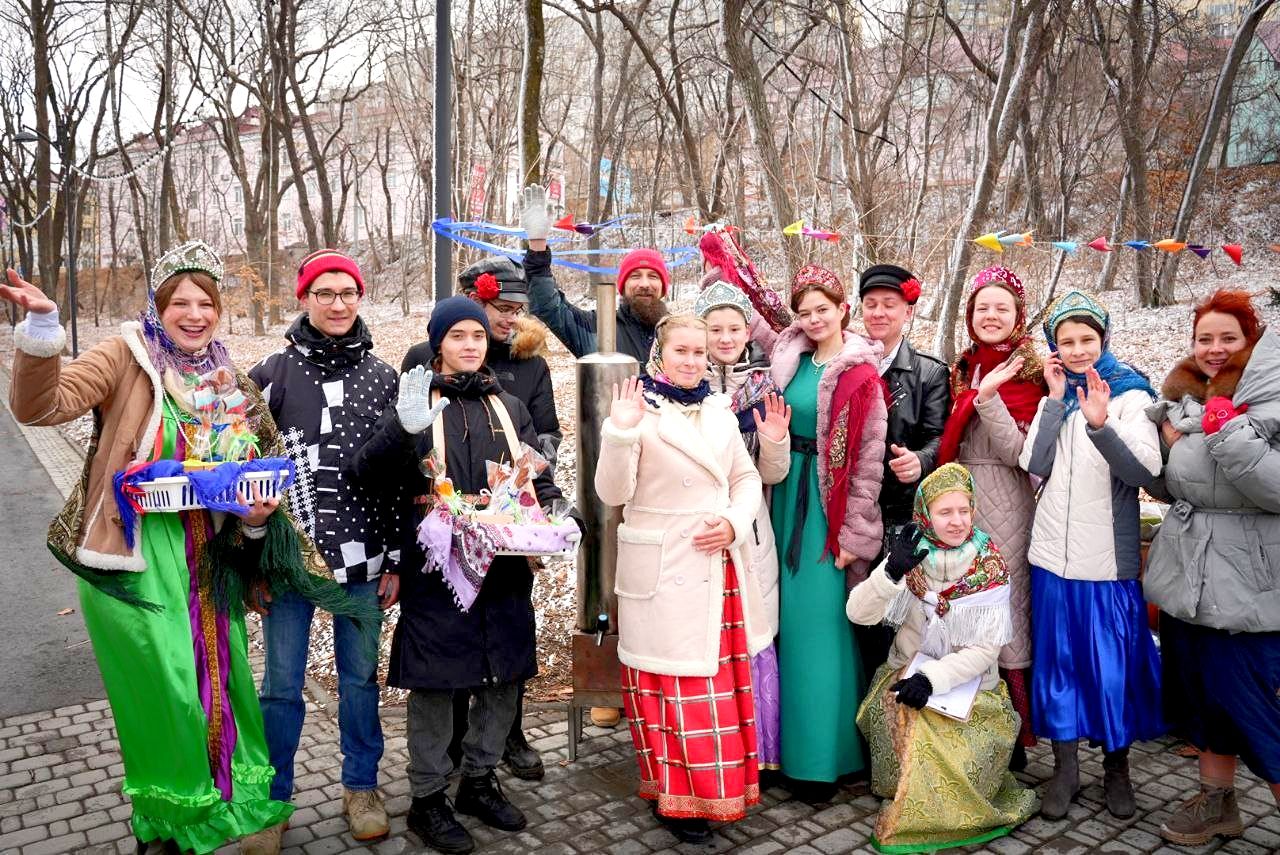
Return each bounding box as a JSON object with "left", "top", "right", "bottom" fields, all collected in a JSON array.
[{"left": 654, "top": 314, "right": 707, "bottom": 350}]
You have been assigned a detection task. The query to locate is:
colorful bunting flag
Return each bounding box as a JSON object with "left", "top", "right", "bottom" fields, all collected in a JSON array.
[
  {"left": 974, "top": 232, "right": 1005, "bottom": 252},
  {"left": 1052, "top": 241, "right": 1079, "bottom": 253},
  {"left": 1124, "top": 240, "right": 1151, "bottom": 251},
  {"left": 1222, "top": 244, "right": 1243, "bottom": 266},
  {"left": 1153, "top": 239, "right": 1186, "bottom": 253},
  {"left": 1188, "top": 244, "right": 1212, "bottom": 259},
  {"left": 1088, "top": 237, "right": 1113, "bottom": 252}
]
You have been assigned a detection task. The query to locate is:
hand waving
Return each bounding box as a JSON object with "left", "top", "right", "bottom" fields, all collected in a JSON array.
[
  {"left": 1044, "top": 354, "right": 1067, "bottom": 401},
  {"left": 396, "top": 366, "right": 450, "bottom": 435},
  {"left": 885, "top": 523, "right": 927, "bottom": 582},
  {"left": 520, "top": 184, "right": 554, "bottom": 243},
  {"left": 0, "top": 268, "right": 56, "bottom": 315},
  {"left": 609, "top": 376, "right": 646, "bottom": 430},
  {"left": 751, "top": 392, "right": 791, "bottom": 443},
  {"left": 1077, "top": 367, "right": 1111, "bottom": 430},
  {"left": 976, "top": 355, "right": 1026, "bottom": 403}
]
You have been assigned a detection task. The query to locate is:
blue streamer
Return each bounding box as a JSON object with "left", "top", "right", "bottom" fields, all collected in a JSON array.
[{"left": 432, "top": 218, "right": 702, "bottom": 276}]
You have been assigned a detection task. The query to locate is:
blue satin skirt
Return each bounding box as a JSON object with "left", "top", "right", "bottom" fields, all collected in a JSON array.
[{"left": 1030, "top": 566, "right": 1165, "bottom": 751}]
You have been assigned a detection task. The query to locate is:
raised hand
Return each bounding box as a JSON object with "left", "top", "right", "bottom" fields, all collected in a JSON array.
[
  {"left": 520, "top": 184, "right": 554, "bottom": 244},
  {"left": 1078, "top": 367, "right": 1111, "bottom": 429},
  {"left": 976, "top": 355, "right": 1026, "bottom": 403},
  {"left": 751, "top": 392, "right": 792, "bottom": 443},
  {"left": 397, "top": 366, "right": 450, "bottom": 434},
  {"left": 1044, "top": 353, "right": 1067, "bottom": 401},
  {"left": 885, "top": 522, "right": 927, "bottom": 582},
  {"left": 609, "top": 376, "right": 646, "bottom": 430},
  {"left": 0, "top": 268, "right": 56, "bottom": 314}
]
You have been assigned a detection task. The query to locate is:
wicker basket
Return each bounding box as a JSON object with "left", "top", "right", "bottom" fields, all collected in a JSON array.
[{"left": 134, "top": 469, "right": 291, "bottom": 513}]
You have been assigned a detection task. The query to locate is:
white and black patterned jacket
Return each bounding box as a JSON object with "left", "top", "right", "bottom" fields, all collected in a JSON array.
[{"left": 249, "top": 314, "right": 400, "bottom": 583}]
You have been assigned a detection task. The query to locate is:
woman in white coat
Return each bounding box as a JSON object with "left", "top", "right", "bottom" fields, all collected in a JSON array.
[{"left": 595, "top": 314, "right": 782, "bottom": 844}]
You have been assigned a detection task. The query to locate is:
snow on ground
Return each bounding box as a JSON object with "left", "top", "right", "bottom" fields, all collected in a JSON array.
[{"left": 2, "top": 262, "right": 1275, "bottom": 702}]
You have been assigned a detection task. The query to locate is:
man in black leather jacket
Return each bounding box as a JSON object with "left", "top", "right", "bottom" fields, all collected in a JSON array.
[{"left": 857, "top": 264, "right": 952, "bottom": 670}]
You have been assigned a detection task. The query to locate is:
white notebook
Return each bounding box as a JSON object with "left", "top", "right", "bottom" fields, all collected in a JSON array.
[{"left": 901, "top": 651, "right": 981, "bottom": 722}]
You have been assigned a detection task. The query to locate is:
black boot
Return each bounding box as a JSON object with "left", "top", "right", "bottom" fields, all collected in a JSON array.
[
  {"left": 455, "top": 771, "right": 528, "bottom": 831},
  {"left": 1009, "top": 741, "right": 1028, "bottom": 772},
  {"left": 651, "top": 803, "right": 713, "bottom": 844},
  {"left": 1041, "top": 739, "right": 1079, "bottom": 820},
  {"left": 407, "top": 792, "right": 475, "bottom": 854},
  {"left": 1103, "top": 748, "right": 1136, "bottom": 818},
  {"left": 502, "top": 687, "right": 545, "bottom": 781}
]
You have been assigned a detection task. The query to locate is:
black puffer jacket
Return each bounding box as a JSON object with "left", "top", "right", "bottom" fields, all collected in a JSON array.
[
  {"left": 401, "top": 317, "right": 562, "bottom": 463},
  {"left": 880, "top": 339, "right": 951, "bottom": 527},
  {"left": 350, "top": 370, "right": 562, "bottom": 691}
]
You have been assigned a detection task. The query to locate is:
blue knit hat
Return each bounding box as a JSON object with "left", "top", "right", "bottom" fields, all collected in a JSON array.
[{"left": 428, "top": 295, "right": 491, "bottom": 352}]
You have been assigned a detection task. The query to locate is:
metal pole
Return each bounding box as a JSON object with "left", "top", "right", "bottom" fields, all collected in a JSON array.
[{"left": 432, "top": 0, "right": 452, "bottom": 302}]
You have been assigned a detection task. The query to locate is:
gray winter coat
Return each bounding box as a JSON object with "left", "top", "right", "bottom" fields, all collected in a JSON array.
[{"left": 1144, "top": 326, "right": 1280, "bottom": 632}]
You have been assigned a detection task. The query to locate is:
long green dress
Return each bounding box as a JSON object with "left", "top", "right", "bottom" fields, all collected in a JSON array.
[
  {"left": 78, "top": 399, "right": 291, "bottom": 853},
  {"left": 770, "top": 354, "right": 865, "bottom": 782}
]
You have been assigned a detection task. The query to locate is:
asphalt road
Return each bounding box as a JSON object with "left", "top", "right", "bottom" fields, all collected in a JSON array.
[{"left": 0, "top": 407, "right": 103, "bottom": 717}]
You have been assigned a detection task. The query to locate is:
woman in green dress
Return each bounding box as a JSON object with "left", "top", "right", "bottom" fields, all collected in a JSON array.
[
  {"left": 2, "top": 242, "right": 362, "bottom": 854},
  {"left": 767, "top": 264, "right": 889, "bottom": 800}
]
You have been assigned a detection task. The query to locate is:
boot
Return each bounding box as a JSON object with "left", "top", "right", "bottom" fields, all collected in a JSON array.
[
  {"left": 407, "top": 792, "right": 475, "bottom": 854},
  {"left": 455, "top": 771, "right": 528, "bottom": 831},
  {"left": 1040, "top": 739, "right": 1080, "bottom": 820},
  {"left": 1160, "top": 786, "right": 1244, "bottom": 846},
  {"left": 502, "top": 728, "right": 545, "bottom": 781},
  {"left": 239, "top": 822, "right": 286, "bottom": 855},
  {"left": 651, "top": 803, "right": 713, "bottom": 844},
  {"left": 1102, "top": 749, "right": 1136, "bottom": 818},
  {"left": 1009, "top": 742, "right": 1028, "bottom": 773},
  {"left": 343, "top": 787, "right": 390, "bottom": 841}
]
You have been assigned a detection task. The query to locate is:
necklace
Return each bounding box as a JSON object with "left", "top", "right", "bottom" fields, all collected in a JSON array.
[{"left": 812, "top": 347, "right": 839, "bottom": 367}]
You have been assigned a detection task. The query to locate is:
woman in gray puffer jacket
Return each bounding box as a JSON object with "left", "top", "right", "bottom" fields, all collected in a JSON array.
[{"left": 1145, "top": 289, "right": 1280, "bottom": 847}]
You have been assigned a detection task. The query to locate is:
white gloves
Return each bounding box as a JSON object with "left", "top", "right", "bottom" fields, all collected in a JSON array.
[
  {"left": 519, "top": 184, "right": 554, "bottom": 242},
  {"left": 396, "top": 366, "right": 451, "bottom": 435}
]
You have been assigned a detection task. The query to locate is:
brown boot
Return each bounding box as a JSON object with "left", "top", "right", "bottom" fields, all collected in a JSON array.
[
  {"left": 1160, "top": 786, "right": 1244, "bottom": 846},
  {"left": 239, "top": 821, "right": 286, "bottom": 855},
  {"left": 1041, "top": 739, "right": 1080, "bottom": 820},
  {"left": 1102, "top": 749, "right": 1136, "bottom": 818},
  {"left": 343, "top": 788, "right": 390, "bottom": 841}
]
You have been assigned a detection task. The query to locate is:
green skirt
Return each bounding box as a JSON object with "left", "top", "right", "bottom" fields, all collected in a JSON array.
[
  {"left": 80, "top": 508, "right": 292, "bottom": 853},
  {"left": 856, "top": 663, "right": 1037, "bottom": 853}
]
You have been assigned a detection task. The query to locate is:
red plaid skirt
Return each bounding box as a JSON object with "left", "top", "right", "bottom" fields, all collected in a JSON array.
[{"left": 621, "top": 559, "right": 760, "bottom": 822}]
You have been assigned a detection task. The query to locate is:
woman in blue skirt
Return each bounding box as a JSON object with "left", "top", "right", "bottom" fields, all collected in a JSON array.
[{"left": 1018, "top": 290, "right": 1164, "bottom": 820}]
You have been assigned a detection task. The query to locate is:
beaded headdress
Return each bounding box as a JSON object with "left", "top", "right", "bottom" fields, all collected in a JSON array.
[
  {"left": 693, "top": 280, "right": 755, "bottom": 321},
  {"left": 149, "top": 240, "right": 224, "bottom": 293}
]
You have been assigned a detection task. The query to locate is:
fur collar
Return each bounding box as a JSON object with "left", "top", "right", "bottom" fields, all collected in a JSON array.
[
  {"left": 1161, "top": 341, "right": 1255, "bottom": 403},
  {"left": 509, "top": 316, "right": 548, "bottom": 360},
  {"left": 769, "top": 325, "right": 882, "bottom": 391}
]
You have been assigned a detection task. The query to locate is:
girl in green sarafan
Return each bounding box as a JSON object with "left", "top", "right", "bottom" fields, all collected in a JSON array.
[
  {"left": 766, "top": 264, "right": 889, "bottom": 801},
  {"left": 1, "top": 242, "right": 374, "bottom": 855}
]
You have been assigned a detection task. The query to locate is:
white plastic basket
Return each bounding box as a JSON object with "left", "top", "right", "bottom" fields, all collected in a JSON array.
[{"left": 134, "top": 469, "right": 291, "bottom": 513}]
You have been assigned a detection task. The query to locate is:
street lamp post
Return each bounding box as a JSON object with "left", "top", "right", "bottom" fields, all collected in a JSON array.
[{"left": 15, "top": 123, "right": 79, "bottom": 356}]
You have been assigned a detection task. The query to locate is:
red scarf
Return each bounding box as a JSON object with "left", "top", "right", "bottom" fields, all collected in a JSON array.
[
  {"left": 937, "top": 336, "right": 1045, "bottom": 466},
  {"left": 823, "top": 363, "right": 888, "bottom": 558}
]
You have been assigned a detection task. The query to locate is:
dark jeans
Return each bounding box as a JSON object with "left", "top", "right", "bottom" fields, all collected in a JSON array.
[
  {"left": 449, "top": 683, "right": 528, "bottom": 763},
  {"left": 407, "top": 684, "right": 519, "bottom": 797}
]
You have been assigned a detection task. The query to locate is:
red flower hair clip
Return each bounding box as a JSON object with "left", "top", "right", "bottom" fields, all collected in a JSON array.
[
  {"left": 900, "top": 278, "right": 922, "bottom": 304},
  {"left": 474, "top": 272, "right": 501, "bottom": 301}
]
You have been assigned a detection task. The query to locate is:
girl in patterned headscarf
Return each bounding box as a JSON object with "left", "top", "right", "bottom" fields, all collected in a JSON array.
[
  {"left": 1019, "top": 290, "right": 1163, "bottom": 822},
  {"left": 935, "top": 266, "right": 1045, "bottom": 768},
  {"left": 847, "top": 463, "right": 1037, "bottom": 853}
]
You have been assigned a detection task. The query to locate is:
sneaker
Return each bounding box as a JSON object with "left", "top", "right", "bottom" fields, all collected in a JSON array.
[
  {"left": 1160, "top": 786, "right": 1244, "bottom": 846},
  {"left": 455, "top": 771, "right": 528, "bottom": 831},
  {"left": 239, "top": 820, "right": 286, "bottom": 855},
  {"left": 590, "top": 706, "right": 621, "bottom": 727},
  {"left": 408, "top": 792, "right": 475, "bottom": 854},
  {"left": 502, "top": 730, "right": 545, "bottom": 781},
  {"left": 343, "top": 787, "right": 390, "bottom": 841}
]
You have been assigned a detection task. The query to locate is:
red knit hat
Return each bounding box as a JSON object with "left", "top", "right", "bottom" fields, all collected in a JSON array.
[
  {"left": 296, "top": 249, "right": 364, "bottom": 299},
  {"left": 616, "top": 248, "right": 670, "bottom": 296}
]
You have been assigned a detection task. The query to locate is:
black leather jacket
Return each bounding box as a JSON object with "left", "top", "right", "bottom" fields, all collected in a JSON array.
[{"left": 880, "top": 339, "right": 952, "bottom": 527}]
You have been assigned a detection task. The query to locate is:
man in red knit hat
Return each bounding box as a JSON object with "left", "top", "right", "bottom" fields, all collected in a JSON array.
[
  {"left": 521, "top": 185, "right": 669, "bottom": 364},
  {"left": 245, "top": 248, "right": 400, "bottom": 852}
]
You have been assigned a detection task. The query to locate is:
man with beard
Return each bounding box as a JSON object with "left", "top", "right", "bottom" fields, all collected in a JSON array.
[
  {"left": 520, "top": 185, "right": 669, "bottom": 364},
  {"left": 400, "top": 255, "right": 562, "bottom": 781},
  {"left": 245, "top": 250, "right": 400, "bottom": 853}
]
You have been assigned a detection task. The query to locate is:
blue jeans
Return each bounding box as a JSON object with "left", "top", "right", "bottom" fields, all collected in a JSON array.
[{"left": 260, "top": 579, "right": 383, "bottom": 800}]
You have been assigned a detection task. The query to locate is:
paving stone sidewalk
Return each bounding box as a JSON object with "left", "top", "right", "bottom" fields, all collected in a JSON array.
[{"left": 3, "top": 369, "right": 1279, "bottom": 855}]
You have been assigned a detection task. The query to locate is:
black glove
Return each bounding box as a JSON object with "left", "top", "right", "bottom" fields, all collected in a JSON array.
[
  {"left": 889, "top": 673, "right": 933, "bottom": 709},
  {"left": 885, "top": 523, "right": 927, "bottom": 582}
]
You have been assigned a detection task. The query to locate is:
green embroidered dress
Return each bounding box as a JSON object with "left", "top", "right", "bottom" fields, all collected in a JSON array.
[{"left": 81, "top": 399, "right": 290, "bottom": 853}]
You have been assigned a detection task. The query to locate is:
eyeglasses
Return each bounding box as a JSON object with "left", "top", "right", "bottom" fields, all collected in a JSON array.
[
  {"left": 490, "top": 302, "right": 525, "bottom": 317},
  {"left": 310, "top": 289, "right": 361, "bottom": 306}
]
